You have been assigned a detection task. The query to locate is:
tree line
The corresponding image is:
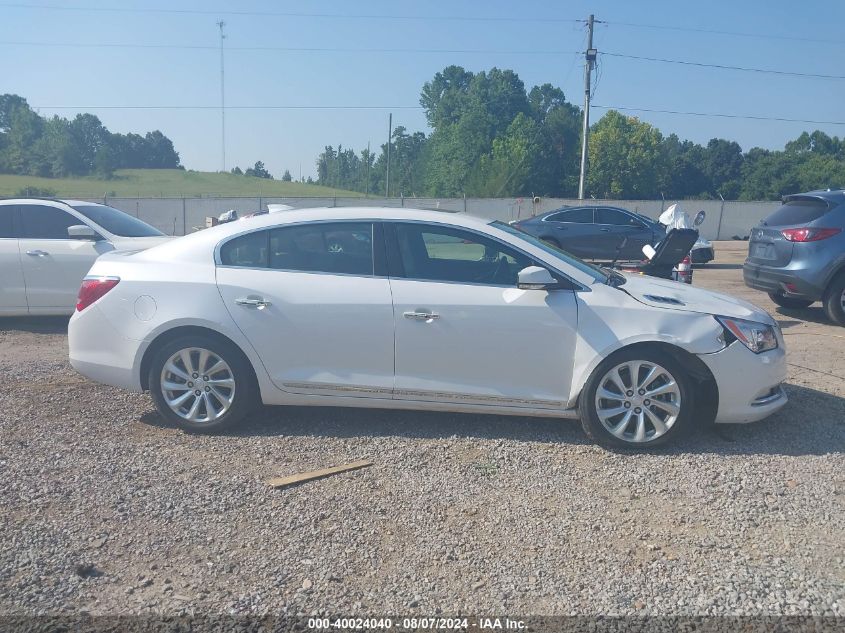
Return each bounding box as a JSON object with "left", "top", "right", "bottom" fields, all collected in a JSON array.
[
  {"left": 315, "top": 65, "right": 845, "bottom": 201},
  {"left": 0, "top": 94, "right": 180, "bottom": 179}
]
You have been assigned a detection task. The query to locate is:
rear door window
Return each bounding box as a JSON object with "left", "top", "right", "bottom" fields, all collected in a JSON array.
[
  {"left": 18, "top": 205, "right": 81, "bottom": 239},
  {"left": 269, "top": 222, "right": 374, "bottom": 276},
  {"left": 596, "top": 208, "right": 640, "bottom": 226},
  {"left": 764, "top": 199, "right": 830, "bottom": 226},
  {"left": 547, "top": 208, "right": 594, "bottom": 224},
  {"left": 219, "top": 230, "right": 269, "bottom": 268},
  {"left": 0, "top": 205, "right": 14, "bottom": 238}
]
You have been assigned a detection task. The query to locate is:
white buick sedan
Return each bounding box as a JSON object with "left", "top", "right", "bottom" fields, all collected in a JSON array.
[
  {"left": 68, "top": 207, "right": 787, "bottom": 449},
  {"left": 0, "top": 198, "right": 170, "bottom": 316}
]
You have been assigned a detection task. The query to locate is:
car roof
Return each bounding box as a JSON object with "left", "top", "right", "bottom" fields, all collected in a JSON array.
[
  {"left": 784, "top": 189, "right": 845, "bottom": 204},
  {"left": 0, "top": 197, "right": 103, "bottom": 207}
]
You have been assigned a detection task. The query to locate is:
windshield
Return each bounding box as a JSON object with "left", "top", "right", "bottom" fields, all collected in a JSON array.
[
  {"left": 70, "top": 204, "right": 165, "bottom": 237},
  {"left": 492, "top": 220, "right": 608, "bottom": 283}
]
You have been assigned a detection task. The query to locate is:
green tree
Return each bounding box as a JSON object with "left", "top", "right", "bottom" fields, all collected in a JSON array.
[
  {"left": 282, "top": 169, "right": 292, "bottom": 182},
  {"left": 245, "top": 161, "right": 273, "bottom": 179},
  {"left": 587, "top": 111, "right": 666, "bottom": 198}
]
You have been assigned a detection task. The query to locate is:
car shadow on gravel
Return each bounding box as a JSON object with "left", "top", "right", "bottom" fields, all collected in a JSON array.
[
  {"left": 774, "top": 305, "right": 833, "bottom": 326},
  {"left": 0, "top": 316, "right": 69, "bottom": 334},
  {"left": 138, "top": 383, "right": 844, "bottom": 456}
]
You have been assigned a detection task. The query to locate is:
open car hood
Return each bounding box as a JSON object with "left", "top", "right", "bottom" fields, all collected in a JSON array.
[{"left": 619, "top": 273, "right": 774, "bottom": 324}]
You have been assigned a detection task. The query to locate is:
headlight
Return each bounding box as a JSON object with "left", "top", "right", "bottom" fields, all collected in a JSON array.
[{"left": 716, "top": 316, "right": 778, "bottom": 353}]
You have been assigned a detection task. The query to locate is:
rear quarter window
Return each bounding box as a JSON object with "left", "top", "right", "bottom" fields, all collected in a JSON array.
[{"left": 764, "top": 199, "right": 830, "bottom": 226}]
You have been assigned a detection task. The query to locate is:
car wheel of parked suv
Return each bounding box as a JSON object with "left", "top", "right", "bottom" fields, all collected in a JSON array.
[
  {"left": 579, "top": 348, "right": 694, "bottom": 450},
  {"left": 148, "top": 335, "right": 255, "bottom": 433},
  {"left": 767, "top": 292, "right": 814, "bottom": 310},
  {"left": 823, "top": 272, "right": 845, "bottom": 326}
]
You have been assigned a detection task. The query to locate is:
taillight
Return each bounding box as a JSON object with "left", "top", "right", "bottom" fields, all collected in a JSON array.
[
  {"left": 76, "top": 276, "right": 120, "bottom": 311},
  {"left": 781, "top": 227, "right": 841, "bottom": 242}
]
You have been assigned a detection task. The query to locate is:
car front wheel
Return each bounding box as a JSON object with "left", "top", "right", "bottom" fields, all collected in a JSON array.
[
  {"left": 148, "top": 335, "right": 255, "bottom": 433},
  {"left": 579, "top": 348, "right": 694, "bottom": 450},
  {"left": 768, "top": 292, "right": 813, "bottom": 309}
]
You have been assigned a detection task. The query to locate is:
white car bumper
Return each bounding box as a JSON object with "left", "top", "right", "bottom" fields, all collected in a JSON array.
[
  {"left": 698, "top": 342, "right": 788, "bottom": 424},
  {"left": 68, "top": 304, "right": 145, "bottom": 392}
]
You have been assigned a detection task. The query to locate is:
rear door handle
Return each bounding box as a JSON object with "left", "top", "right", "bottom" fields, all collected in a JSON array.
[
  {"left": 235, "top": 297, "right": 272, "bottom": 310},
  {"left": 26, "top": 250, "right": 49, "bottom": 257},
  {"left": 403, "top": 310, "right": 440, "bottom": 322},
  {"left": 599, "top": 228, "right": 611, "bottom": 232}
]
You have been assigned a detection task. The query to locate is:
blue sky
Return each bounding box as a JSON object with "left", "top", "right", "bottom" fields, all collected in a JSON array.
[{"left": 1, "top": 0, "right": 843, "bottom": 179}]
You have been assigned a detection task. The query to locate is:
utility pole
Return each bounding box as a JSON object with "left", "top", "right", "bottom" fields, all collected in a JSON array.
[
  {"left": 385, "top": 113, "right": 392, "bottom": 198},
  {"left": 578, "top": 14, "right": 597, "bottom": 200},
  {"left": 217, "top": 20, "right": 227, "bottom": 172},
  {"left": 366, "top": 141, "right": 371, "bottom": 197}
]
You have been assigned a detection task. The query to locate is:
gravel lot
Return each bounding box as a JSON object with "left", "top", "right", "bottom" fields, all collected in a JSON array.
[{"left": 0, "top": 241, "right": 843, "bottom": 618}]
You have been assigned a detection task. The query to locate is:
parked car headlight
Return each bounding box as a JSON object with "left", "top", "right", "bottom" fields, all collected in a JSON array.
[{"left": 715, "top": 316, "right": 778, "bottom": 353}]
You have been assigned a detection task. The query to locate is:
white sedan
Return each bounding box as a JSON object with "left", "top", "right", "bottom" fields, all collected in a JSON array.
[
  {"left": 0, "top": 198, "right": 171, "bottom": 316},
  {"left": 68, "top": 207, "right": 787, "bottom": 449}
]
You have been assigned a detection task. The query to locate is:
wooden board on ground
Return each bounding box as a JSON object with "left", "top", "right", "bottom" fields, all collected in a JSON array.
[{"left": 266, "top": 459, "right": 373, "bottom": 489}]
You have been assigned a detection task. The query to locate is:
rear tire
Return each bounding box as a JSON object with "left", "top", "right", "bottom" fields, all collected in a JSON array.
[
  {"left": 148, "top": 335, "right": 255, "bottom": 433},
  {"left": 579, "top": 347, "right": 694, "bottom": 450},
  {"left": 768, "top": 292, "right": 813, "bottom": 309},
  {"left": 822, "top": 272, "right": 845, "bottom": 326}
]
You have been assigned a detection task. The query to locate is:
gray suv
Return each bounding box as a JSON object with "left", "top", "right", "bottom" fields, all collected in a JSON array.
[{"left": 743, "top": 188, "right": 845, "bottom": 325}]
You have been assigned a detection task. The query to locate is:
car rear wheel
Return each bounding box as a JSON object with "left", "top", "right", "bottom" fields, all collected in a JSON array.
[
  {"left": 579, "top": 348, "right": 693, "bottom": 450},
  {"left": 822, "top": 272, "right": 845, "bottom": 326},
  {"left": 767, "top": 292, "right": 814, "bottom": 310},
  {"left": 148, "top": 335, "right": 255, "bottom": 433}
]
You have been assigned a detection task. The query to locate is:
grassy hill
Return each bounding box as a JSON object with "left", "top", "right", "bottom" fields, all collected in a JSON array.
[{"left": 0, "top": 169, "right": 365, "bottom": 198}]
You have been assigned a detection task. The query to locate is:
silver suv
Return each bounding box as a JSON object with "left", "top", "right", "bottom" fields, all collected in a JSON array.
[{"left": 743, "top": 189, "right": 845, "bottom": 325}]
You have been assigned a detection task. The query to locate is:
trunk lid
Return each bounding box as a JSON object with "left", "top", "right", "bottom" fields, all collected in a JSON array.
[{"left": 746, "top": 196, "right": 832, "bottom": 267}]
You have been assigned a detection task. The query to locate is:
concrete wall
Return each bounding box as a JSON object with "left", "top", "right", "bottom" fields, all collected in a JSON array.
[{"left": 85, "top": 195, "right": 780, "bottom": 241}]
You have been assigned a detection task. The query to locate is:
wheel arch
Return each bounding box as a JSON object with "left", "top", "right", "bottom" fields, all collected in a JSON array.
[
  {"left": 139, "top": 325, "right": 259, "bottom": 393},
  {"left": 574, "top": 341, "right": 719, "bottom": 427}
]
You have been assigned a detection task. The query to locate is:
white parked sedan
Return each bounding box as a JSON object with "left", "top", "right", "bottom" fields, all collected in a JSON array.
[
  {"left": 0, "top": 198, "right": 170, "bottom": 316},
  {"left": 68, "top": 207, "right": 787, "bottom": 449}
]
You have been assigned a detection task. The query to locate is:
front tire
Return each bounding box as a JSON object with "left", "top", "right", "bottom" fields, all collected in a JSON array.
[
  {"left": 579, "top": 348, "right": 694, "bottom": 450},
  {"left": 768, "top": 292, "right": 813, "bottom": 310},
  {"left": 822, "top": 272, "right": 845, "bottom": 326},
  {"left": 148, "top": 335, "right": 255, "bottom": 433}
]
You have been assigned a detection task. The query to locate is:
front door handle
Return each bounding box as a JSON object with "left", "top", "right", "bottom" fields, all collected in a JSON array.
[
  {"left": 26, "top": 250, "right": 49, "bottom": 257},
  {"left": 599, "top": 228, "right": 611, "bottom": 232},
  {"left": 403, "top": 310, "right": 440, "bottom": 322},
  {"left": 235, "top": 297, "right": 272, "bottom": 310}
]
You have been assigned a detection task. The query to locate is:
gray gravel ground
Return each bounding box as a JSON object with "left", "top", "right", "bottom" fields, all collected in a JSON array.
[{"left": 0, "top": 243, "right": 843, "bottom": 618}]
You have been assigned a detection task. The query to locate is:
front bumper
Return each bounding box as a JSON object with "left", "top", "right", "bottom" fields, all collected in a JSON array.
[
  {"left": 743, "top": 260, "right": 824, "bottom": 301},
  {"left": 698, "top": 341, "right": 788, "bottom": 424}
]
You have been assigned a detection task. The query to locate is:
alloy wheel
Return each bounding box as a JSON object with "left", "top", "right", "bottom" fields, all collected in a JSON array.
[
  {"left": 160, "top": 347, "right": 236, "bottom": 423},
  {"left": 594, "top": 360, "right": 681, "bottom": 443}
]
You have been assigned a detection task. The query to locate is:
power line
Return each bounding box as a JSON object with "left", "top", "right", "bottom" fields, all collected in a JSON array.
[
  {"left": 602, "top": 51, "right": 845, "bottom": 80},
  {"left": 0, "top": 2, "right": 582, "bottom": 23},
  {"left": 31, "top": 105, "right": 425, "bottom": 110},
  {"left": 30, "top": 103, "right": 845, "bottom": 125},
  {"left": 591, "top": 105, "right": 845, "bottom": 126},
  {"left": 0, "top": 40, "right": 581, "bottom": 55},
  {"left": 606, "top": 20, "right": 841, "bottom": 45}
]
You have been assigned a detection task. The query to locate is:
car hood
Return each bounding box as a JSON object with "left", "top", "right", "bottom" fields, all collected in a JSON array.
[
  {"left": 108, "top": 235, "right": 174, "bottom": 252},
  {"left": 618, "top": 273, "right": 774, "bottom": 324}
]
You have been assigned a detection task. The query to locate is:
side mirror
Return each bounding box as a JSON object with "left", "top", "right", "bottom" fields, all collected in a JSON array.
[
  {"left": 694, "top": 210, "right": 706, "bottom": 227},
  {"left": 67, "top": 224, "right": 98, "bottom": 240},
  {"left": 642, "top": 244, "right": 657, "bottom": 261},
  {"left": 517, "top": 266, "right": 559, "bottom": 290}
]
